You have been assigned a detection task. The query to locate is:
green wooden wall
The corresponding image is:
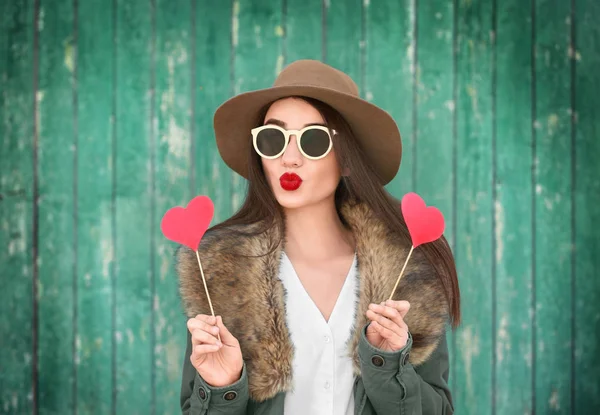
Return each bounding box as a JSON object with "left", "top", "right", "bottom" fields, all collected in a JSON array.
[{"left": 1, "top": 0, "right": 599, "bottom": 414}]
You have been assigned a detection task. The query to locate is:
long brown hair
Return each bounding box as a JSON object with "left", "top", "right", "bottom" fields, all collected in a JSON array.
[{"left": 210, "top": 97, "right": 461, "bottom": 328}]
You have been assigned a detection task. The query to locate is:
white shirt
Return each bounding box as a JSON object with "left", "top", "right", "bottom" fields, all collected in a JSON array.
[{"left": 278, "top": 251, "right": 358, "bottom": 415}]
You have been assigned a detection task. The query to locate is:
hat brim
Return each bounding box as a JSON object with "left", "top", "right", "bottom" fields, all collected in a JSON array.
[{"left": 213, "top": 85, "right": 402, "bottom": 185}]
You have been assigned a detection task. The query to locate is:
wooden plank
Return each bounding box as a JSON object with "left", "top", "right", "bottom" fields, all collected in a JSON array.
[
  {"left": 153, "top": 0, "right": 192, "bottom": 412},
  {"left": 75, "top": 0, "right": 114, "bottom": 412},
  {"left": 534, "top": 0, "right": 573, "bottom": 413},
  {"left": 364, "top": 0, "right": 415, "bottom": 198},
  {"left": 194, "top": 1, "right": 234, "bottom": 224},
  {"left": 454, "top": 0, "right": 494, "bottom": 413},
  {"left": 325, "top": 0, "right": 361, "bottom": 89},
  {"left": 0, "top": 0, "right": 35, "bottom": 413},
  {"left": 495, "top": 0, "right": 534, "bottom": 413},
  {"left": 36, "top": 0, "right": 76, "bottom": 413},
  {"left": 114, "top": 0, "right": 152, "bottom": 413},
  {"left": 286, "top": 0, "right": 322, "bottom": 62},
  {"left": 232, "top": 0, "right": 283, "bottom": 212},
  {"left": 574, "top": 1, "right": 600, "bottom": 411},
  {"left": 414, "top": 0, "right": 455, "bottom": 393}
]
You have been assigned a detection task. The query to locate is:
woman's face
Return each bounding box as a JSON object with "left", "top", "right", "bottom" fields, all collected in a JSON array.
[{"left": 259, "top": 97, "right": 342, "bottom": 210}]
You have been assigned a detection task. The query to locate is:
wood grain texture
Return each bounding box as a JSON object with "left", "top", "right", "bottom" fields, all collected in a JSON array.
[
  {"left": 0, "top": 0, "right": 35, "bottom": 413},
  {"left": 114, "top": 0, "right": 153, "bottom": 413},
  {"left": 495, "top": 0, "right": 534, "bottom": 413},
  {"left": 285, "top": 0, "right": 322, "bottom": 62},
  {"left": 153, "top": 0, "right": 192, "bottom": 412},
  {"left": 75, "top": 0, "right": 114, "bottom": 412},
  {"left": 231, "top": 0, "right": 283, "bottom": 212},
  {"left": 534, "top": 0, "right": 573, "bottom": 413},
  {"left": 574, "top": 0, "right": 600, "bottom": 412},
  {"left": 325, "top": 0, "right": 361, "bottom": 89},
  {"left": 414, "top": 0, "right": 455, "bottom": 393},
  {"left": 454, "top": 0, "right": 494, "bottom": 413},
  {"left": 36, "top": 0, "right": 76, "bottom": 413},
  {"left": 194, "top": 1, "right": 234, "bottom": 224},
  {"left": 365, "top": 0, "right": 415, "bottom": 198}
]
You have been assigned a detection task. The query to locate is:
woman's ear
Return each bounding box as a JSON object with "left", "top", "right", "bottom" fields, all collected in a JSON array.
[{"left": 342, "top": 166, "right": 350, "bottom": 177}]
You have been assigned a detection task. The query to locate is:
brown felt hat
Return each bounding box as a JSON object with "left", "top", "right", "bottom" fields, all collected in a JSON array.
[{"left": 213, "top": 59, "right": 402, "bottom": 185}]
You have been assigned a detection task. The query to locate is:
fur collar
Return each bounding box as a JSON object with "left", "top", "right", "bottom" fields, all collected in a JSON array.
[{"left": 176, "top": 200, "right": 449, "bottom": 402}]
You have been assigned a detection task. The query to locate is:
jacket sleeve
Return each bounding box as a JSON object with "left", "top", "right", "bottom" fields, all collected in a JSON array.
[
  {"left": 358, "top": 324, "right": 454, "bottom": 415},
  {"left": 180, "top": 331, "right": 250, "bottom": 415}
]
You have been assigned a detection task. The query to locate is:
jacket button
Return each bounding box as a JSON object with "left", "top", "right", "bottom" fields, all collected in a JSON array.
[
  {"left": 371, "top": 355, "right": 385, "bottom": 367},
  {"left": 223, "top": 391, "right": 238, "bottom": 401},
  {"left": 198, "top": 387, "right": 207, "bottom": 400},
  {"left": 402, "top": 352, "right": 410, "bottom": 366}
]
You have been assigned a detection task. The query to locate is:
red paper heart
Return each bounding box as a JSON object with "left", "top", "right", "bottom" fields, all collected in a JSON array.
[
  {"left": 401, "top": 192, "right": 445, "bottom": 248},
  {"left": 161, "top": 195, "right": 214, "bottom": 251}
]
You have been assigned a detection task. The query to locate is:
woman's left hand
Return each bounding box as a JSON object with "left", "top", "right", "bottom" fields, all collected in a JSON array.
[{"left": 365, "top": 300, "right": 411, "bottom": 352}]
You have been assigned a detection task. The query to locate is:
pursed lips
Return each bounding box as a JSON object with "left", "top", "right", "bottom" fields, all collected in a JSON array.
[{"left": 279, "top": 172, "right": 303, "bottom": 190}]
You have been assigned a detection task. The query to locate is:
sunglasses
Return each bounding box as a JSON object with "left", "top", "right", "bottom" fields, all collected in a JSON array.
[{"left": 251, "top": 124, "right": 336, "bottom": 160}]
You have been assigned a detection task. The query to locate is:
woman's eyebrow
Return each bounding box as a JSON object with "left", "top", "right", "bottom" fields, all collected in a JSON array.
[
  {"left": 264, "top": 118, "right": 286, "bottom": 127},
  {"left": 263, "top": 118, "right": 327, "bottom": 128}
]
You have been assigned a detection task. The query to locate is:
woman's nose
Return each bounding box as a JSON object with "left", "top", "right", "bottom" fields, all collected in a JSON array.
[{"left": 281, "top": 135, "right": 302, "bottom": 167}]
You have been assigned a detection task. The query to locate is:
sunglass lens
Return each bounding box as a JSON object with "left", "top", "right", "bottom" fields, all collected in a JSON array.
[
  {"left": 256, "top": 128, "right": 286, "bottom": 157},
  {"left": 301, "top": 129, "right": 331, "bottom": 158}
]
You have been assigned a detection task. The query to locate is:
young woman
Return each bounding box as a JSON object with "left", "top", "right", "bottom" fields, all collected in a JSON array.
[{"left": 177, "top": 59, "right": 460, "bottom": 414}]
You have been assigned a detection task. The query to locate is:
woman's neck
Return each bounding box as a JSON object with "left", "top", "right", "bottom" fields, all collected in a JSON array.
[{"left": 282, "top": 197, "right": 355, "bottom": 261}]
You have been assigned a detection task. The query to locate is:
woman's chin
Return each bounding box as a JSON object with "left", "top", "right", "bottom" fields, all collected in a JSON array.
[
  {"left": 274, "top": 186, "right": 337, "bottom": 211},
  {"left": 274, "top": 188, "right": 308, "bottom": 209}
]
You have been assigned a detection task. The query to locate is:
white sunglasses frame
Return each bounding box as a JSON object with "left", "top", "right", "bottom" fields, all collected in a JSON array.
[{"left": 251, "top": 124, "right": 337, "bottom": 160}]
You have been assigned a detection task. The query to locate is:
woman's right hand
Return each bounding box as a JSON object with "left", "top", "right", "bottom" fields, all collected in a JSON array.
[{"left": 187, "top": 314, "right": 244, "bottom": 388}]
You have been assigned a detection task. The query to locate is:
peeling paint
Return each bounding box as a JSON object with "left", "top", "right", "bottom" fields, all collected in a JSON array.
[
  {"left": 126, "top": 328, "right": 135, "bottom": 345},
  {"left": 536, "top": 184, "right": 542, "bottom": 195},
  {"left": 549, "top": 389, "right": 560, "bottom": 410},
  {"left": 275, "top": 55, "right": 284, "bottom": 76},
  {"left": 100, "top": 212, "right": 113, "bottom": 280},
  {"left": 407, "top": 42, "right": 415, "bottom": 75},
  {"left": 466, "top": 85, "right": 481, "bottom": 120},
  {"left": 547, "top": 113, "right": 559, "bottom": 135},
  {"left": 496, "top": 314, "right": 509, "bottom": 363},
  {"left": 211, "top": 159, "right": 220, "bottom": 182},
  {"left": 460, "top": 326, "right": 480, "bottom": 398},
  {"left": 38, "top": 7, "right": 44, "bottom": 31},
  {"left": 524, "top": 347, "right": 532, "bottom": 368},
  {"left": 165, "top": 338, "right": 182, "bottom": 381},
  {"left": 465, "top": 235, "right": 473, "bottom": 263},
  {"left": 274, "top": 25, "right": 284, "bottom": 37},
  {"left": 164, "top": 116, "right": 189, "bottom": 159},
  {"left": 254, "top": 25, "right": 263, "bottom": 48},
  {"left": 64, "top": 38, "right": 74, "bottom": 73},
  {"left": 232, "top": 1, "right": 239, "bottom": 47},
  {"left": 75, "top": 335, "right": 81, "bottom": 365}
]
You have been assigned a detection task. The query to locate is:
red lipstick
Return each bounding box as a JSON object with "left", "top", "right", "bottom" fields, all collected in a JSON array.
[{"left": 280, "top": 172, "right": 303, "bottom": 191}]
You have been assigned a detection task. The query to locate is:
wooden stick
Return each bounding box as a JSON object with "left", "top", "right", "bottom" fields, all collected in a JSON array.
[
  {"left": 388, "top": 245, "right": 415, "bottom": 301},
  {"left": 195, "top": 250, "right": 221, "bottom": 342}
]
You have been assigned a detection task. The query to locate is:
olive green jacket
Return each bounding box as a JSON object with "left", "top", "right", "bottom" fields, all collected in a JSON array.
[
  {"left": 176, "top": 201, "right": 455, "bottom": 414},
  {"left": 181, "top": 326, "right": 453, "bottom": 414}
]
